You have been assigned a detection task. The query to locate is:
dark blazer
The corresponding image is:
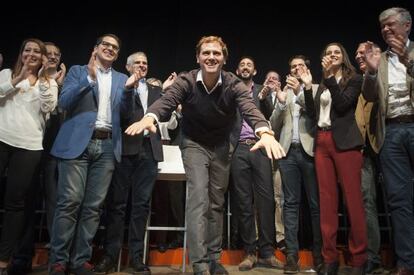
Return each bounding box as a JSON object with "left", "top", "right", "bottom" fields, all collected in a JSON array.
[
  {"left": 121, "top": 82, "right": 163, "bottom": 161},
  {"left": 51, "top": 65, "right": 132, "bottom": 162},
  {"left": 230, "top": 83, "right": 274, "bottom": 149},
  {"left": 305, "top": 74, "right": 364, "bottom": 150}
]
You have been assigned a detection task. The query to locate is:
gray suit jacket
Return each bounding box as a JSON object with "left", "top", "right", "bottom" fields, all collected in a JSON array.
[
  {"left": 270, "top": 84, "right": 318, "bottom": 157},
  {"left": 362, "top": 41, "right": 414, "bottom": 150}
]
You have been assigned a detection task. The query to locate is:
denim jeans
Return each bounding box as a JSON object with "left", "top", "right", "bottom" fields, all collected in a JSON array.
[
  {"left": 380, "top": 123, "right": 414, "bottom": 270},
  {"left": 360, "top": 151, "right": 381, "bottom": 264},
  {"left": 50, "top": 139, "right": 115, "bottom": 269},
  {"left": 279, "top": 145, "right": 321, "bottom": 259}
]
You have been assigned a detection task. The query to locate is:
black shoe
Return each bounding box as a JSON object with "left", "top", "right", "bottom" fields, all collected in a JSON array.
[
  {"left": 131, "top": 260, "right": 151, "bottom": 275},
  {"left": 284, "top": 254, "right": 299, "bottom": 274},
  {"left": 8, "top": 257, "right": 32, "bottom": 275},
  {"left": 318, "top": 262, "right": 339, "bottom": 275},
  {"left": 313, "top": 255, "right": 323, "bottom": 273},
  {"left": 365, "top": 261, "right": 383, "bottom": 274},
  {"left": 94, "top": 255, "right": 115, "bottom": 274},
  {"left": 209, "top": 261, "right": 228, "bottom": 275}
]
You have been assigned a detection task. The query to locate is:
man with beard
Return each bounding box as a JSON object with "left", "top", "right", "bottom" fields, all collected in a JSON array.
[{"left": 231, "top": 56, "right": 282, "bottom": 271}]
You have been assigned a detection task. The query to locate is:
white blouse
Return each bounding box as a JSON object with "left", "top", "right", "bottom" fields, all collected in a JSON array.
[{"left": 0, "top": 69, "right": 58, "bottom": 150}]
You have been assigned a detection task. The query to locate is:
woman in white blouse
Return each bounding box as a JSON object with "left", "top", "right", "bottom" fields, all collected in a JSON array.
[
  {"left": 303, "top": 42, "right": 367, "bottom": 275},
  {"left": 0, "top": 38, "right": 57, "bottom": 273}
]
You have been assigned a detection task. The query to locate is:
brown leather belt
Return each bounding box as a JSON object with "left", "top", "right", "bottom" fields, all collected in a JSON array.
[
  {"left": 318, "top": 126, "right": 332, "bottom": 131},
  {"left": 92, "top": 130, "right": 112, "bottom": 139},
  {"left": 239, "top": 139, "right": 257, "bottom": 146},
  {"left": 385, "top": 115, "right": 414, "bottom": 125}
]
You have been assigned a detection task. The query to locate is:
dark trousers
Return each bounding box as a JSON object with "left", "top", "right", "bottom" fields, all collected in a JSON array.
[
  {"left": 231, "top": 143, "right": 275, "bottom": 258},
  {"left": 279, "top": 144, "right": 322, "bottom": 259},
  {"left": 0, "top": 141, "right": 42, "bottom": 261},
  {"left": 380, "top": 123, "right": 414, "bottom": 270},
  {"left": 103, "top": 140, "right": 158, "bottom": 263},
  {"left": 315, "top": 131, "right": 367, "bottom": 267}
]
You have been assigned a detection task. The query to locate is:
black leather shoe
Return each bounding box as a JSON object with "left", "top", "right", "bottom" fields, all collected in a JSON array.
[
  {"left": 94, "top": 255, "right": 115, "bottom": 274},
  {"left": 7, "top": 257, "right": 32, "bottom": 275},
  {"left": 365, "top": 261, "right": 383, "bottom": 274},
  {"left": 318, "top": 262, "right": 339, "bottom": 275},
  {"left": 131, "top": 260, "right": 151, "bottom": 275},
  {"left": 313, "top": 256, "right": 323, "bottom": 273},
  {"left": 209, "top": 261, "right": 228, "bottom": 275},
  {"left": 284, "top": 254, "right": 299, "bottom": 274}
]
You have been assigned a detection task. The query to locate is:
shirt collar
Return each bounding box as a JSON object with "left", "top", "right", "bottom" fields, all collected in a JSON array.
[
  {"left": 97, "top": 66, "right": 112, "bottom": 74},
  {"left": 196, "top": 70, "right": 222, "bottom": 93}
]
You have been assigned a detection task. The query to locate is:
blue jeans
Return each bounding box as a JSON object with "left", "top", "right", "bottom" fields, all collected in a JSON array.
[
  {"left": 360, "top": 151, "right": 381, "bottom": 264},
  {"left": 50, "top": 139, "right": 115, "bottom": 269},
  {"left": 380, "top": 123, "right": 414, "bottom": 270},
  {"left": 279, "top": 145, "right": 321, "bottom": 259}
]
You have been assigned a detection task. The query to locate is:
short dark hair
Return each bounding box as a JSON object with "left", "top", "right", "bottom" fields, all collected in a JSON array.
[
  {"left": 238, "top": 55, "right": 256, "bottom": 67},
  {"left": 96, "top": 33, "right": 121, "bottom": 49},
  {"left": 288, "top": 55, "right": 310, "bottom": 67}
]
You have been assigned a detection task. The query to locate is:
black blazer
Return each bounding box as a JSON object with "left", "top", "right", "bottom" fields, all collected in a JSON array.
[
  {"left": 121, "top": 83, "right": 163, "bottom": 161},
  {"left": 230, "top": 83, "right": 274, "bottom": 149},
  {"left": 305, "top": 74, "right": 364, "bottom": 151}
]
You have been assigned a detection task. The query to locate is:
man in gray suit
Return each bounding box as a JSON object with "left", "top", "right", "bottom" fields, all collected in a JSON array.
[
  {"left": 270, "top": 55, "right": 322, "bottom": 274},
  {"left": 363, "top": 7, "right": 414, "bottom": 275}
]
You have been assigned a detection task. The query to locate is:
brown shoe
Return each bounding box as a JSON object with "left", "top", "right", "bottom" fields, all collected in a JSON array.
[
  {"left": 257, "top": 255, "right": 283, "bottom": 269},
  {"left": 238, "top": 254, "right": 257, "bottom": 271}
]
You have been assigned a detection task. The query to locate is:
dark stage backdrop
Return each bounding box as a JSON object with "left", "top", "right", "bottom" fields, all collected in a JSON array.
[{"left": 2, "top": 0, "right": 414, "bottom": 85}]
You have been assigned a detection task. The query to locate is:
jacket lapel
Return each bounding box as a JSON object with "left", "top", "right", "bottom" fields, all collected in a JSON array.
[{"left": 111, "top": 71, "right": 120, "bottom": 107}]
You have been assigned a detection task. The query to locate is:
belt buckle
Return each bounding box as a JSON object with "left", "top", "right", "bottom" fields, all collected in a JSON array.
[{"left": 246, "top": 139, "right": 256, "bottom": 146}]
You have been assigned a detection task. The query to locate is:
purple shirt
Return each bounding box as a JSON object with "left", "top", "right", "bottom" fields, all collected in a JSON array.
[{"left": 239, "top": 86, "right": 256, "bottom": 141}]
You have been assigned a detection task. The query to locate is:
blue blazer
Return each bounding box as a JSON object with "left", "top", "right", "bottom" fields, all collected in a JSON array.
[{"left": 51, "top": 65, "right": 132, "bottom": 162}]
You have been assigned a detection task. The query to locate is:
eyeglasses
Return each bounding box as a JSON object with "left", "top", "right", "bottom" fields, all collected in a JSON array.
[{"left": 100, "top": 41, "right": 120, "bottom": 52}]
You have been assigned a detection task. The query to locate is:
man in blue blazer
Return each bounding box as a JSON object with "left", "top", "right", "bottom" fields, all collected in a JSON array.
[{"left": 49, "top": 34, "right": 137, "bottom": 275}]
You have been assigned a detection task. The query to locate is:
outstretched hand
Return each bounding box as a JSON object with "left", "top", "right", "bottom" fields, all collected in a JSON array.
[
  {"left": 125, "top": 116, "right": 157, "bottom": 136},
  {"left": 250, "top": 133, "right": 286, "bottom": 160}
]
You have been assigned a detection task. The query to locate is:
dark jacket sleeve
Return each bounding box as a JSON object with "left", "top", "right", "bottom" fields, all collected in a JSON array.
[{"left": 326, "top": 74, "right": 362, "bottom": 115}]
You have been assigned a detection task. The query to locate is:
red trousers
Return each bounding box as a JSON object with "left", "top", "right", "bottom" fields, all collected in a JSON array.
[{"left": 315, "top": 131, "right": 367, "bottom": 267}]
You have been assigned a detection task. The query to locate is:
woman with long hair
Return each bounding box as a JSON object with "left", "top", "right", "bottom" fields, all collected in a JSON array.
[
  {"left": 302, "top": 42, "right": 367, "bottom": 275},
  {"left": 0, "top": 38, "right": 58, "bottom": 273}
]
